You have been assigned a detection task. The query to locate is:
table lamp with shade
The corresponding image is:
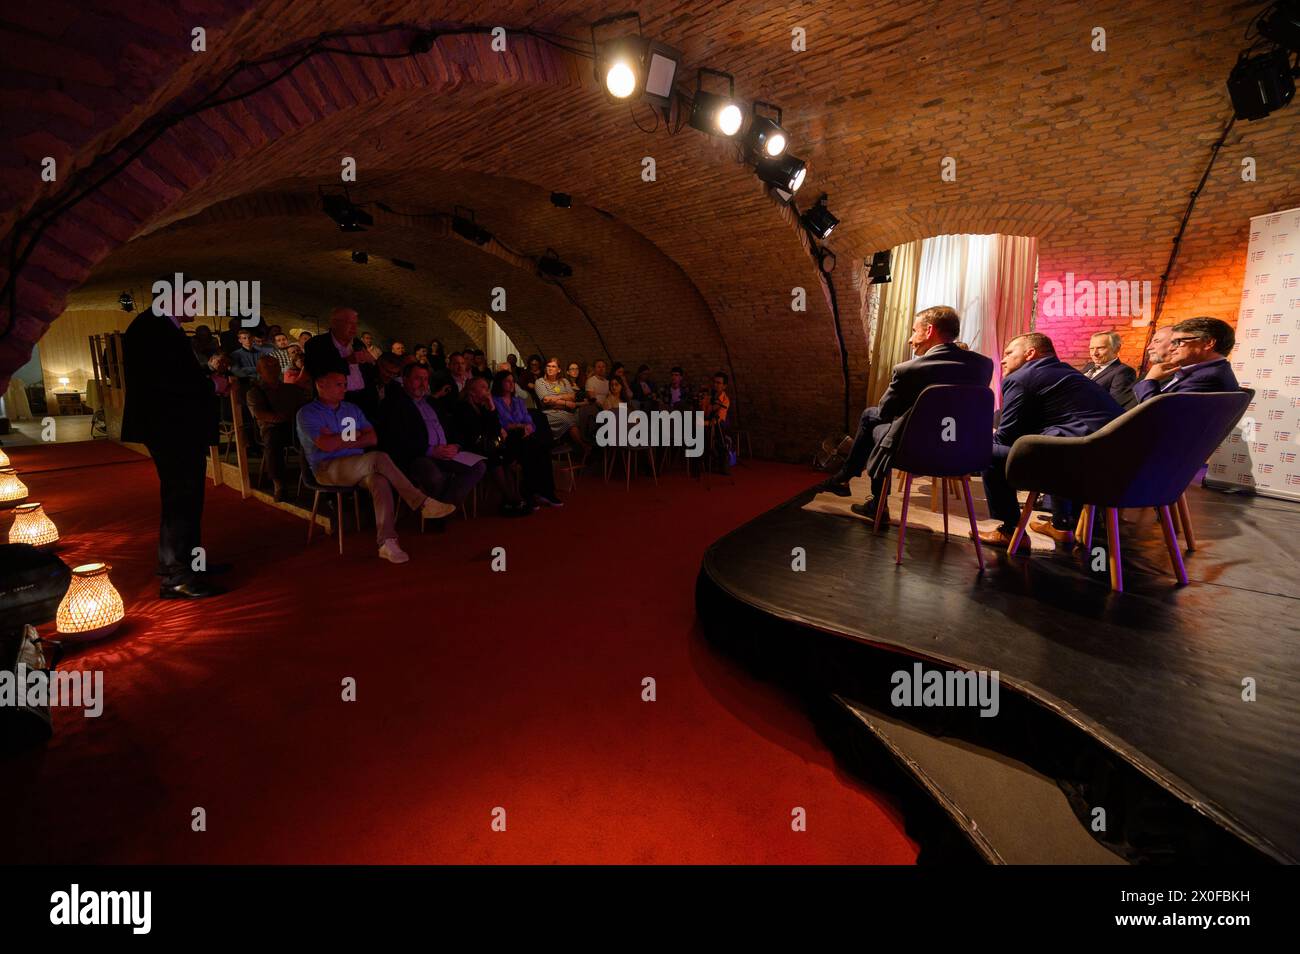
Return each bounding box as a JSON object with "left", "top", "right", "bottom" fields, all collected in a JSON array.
[
  {"left": 56, "top": 562, "right": 124, "bottom": 640},
  {"left": 8, "top": 501, "right": 58, "bottom": 547},
  {"left": 58, "top": 376, "right": 70, "bottom": 389},
  {"left": 0, "top": 467, "right": 28, "bottom": 507}
]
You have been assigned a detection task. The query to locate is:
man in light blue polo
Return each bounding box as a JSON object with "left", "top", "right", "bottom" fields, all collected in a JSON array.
[{"left": 297, "top": 371, "right": 454, "bottom": 563}]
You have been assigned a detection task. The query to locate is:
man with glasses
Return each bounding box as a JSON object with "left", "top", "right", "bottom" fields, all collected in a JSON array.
[{"left": 1135, "top": 316, "right": 1238, "bottom": 402}]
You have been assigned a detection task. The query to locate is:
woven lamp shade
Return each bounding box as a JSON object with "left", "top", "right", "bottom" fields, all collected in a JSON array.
[
  {"left": 8, "top": 501, "right": 58, "bottom": 547},
  {"left": 0, "top": 467, "right": 27, "bottom": 506},
  {"left": 56, "top": 562, "right": 124, "bottom": 640},
  {"left": 0, "top": 447, "right": 9, "bottom": 467}
]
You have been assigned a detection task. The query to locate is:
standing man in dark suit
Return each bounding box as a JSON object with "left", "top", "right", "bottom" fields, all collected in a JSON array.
[
  {"left": 979, "top": 333, "right": 1122, "bottom": 548},
  {"left": 303, "top": 306, "right": 375, "bottom": 407},
  {"left": 1135, "top": 316, "right": 1239, "bottom": 402},
  {"left": 121, "top": 282, "right": 229, "bottom": 599},
  {"left": 817, "top": 306, "right": 994, "bottom": 524},
  {"left": 1080, "top": 330, "right": 1137, "bottom": 409}
]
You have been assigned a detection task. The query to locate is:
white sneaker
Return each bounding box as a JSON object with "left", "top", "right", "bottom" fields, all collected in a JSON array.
[
  {"left": 378, "top": 539, "right": 410, "bottom": 564},
  {"left": 421, "top": 497, "right": 456, "bottom": 520}
]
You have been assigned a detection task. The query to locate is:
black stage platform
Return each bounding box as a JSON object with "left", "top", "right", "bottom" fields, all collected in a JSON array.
[{"left": 697, "top": 480, "right": 1300, "bottom": 863}]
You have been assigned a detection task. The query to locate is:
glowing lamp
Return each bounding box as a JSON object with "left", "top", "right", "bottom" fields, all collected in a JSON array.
[
  {"left": 58, "top": 376, "right": 70, "bottom": 389},
  {"left": 56, "top": 562, "right": 124, "bottom": 640},
  {"left": 0, "top": 467, "right": 29, "bottom": 506},
  {"left": 0, "top": 447, "right": 9, "bottom": 467},
  {"left": 9, "top": 502, "right": 58, "bottom": 547}
]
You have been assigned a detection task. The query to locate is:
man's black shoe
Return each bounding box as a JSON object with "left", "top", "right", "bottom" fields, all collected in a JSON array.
[
  {"left": 160, "top": 579, "right": 224, "bottom": 599},
  {"left": 850, "top": 497, "right": 890, "bottom": 526},
  {"left": 816, "top": 477, "right": 853, "bottom": 497}
]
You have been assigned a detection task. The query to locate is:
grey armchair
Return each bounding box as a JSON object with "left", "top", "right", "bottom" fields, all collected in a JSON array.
[{"left": 1003, "top": 391, "right": 1251, "bottom": 591}]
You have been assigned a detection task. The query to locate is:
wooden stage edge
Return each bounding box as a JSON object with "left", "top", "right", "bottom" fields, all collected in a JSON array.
[{"left": 696, "top": 480, "right": 1300, "bottom": 864}]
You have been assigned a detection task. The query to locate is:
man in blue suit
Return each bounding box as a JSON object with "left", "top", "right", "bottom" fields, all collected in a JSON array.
[
  {"left": 817, "top": 306, "right": 993, "bottom": 524},
  {"left": 979, "top": 332, "right": 1122, "bottom": 547},
  {"left": 1135, "top": 316, "right": 1239, "bottom": 402}
]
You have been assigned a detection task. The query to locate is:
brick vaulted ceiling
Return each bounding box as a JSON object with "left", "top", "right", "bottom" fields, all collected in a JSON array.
[{"left": 3, "top": 0, "right": 1299, "bottom": 454}]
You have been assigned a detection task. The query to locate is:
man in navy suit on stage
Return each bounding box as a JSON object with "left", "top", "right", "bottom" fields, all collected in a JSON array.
[
  {"left": 979, "top": 332, "right": 1122, "bottom": 548},
  {"left": 1080, "top": 330, "right": 1137, "bottom": 409},
  {"left": 817, "top": 305, "right": 993, "bottom": 525},
  {"left": 1135, "top": 316, "right": 1239, "bottom": 402}
]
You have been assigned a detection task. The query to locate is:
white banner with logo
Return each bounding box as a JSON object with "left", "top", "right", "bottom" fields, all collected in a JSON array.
[{"left": 1206, "top": 206, "right": 1300, "bottom": 502}]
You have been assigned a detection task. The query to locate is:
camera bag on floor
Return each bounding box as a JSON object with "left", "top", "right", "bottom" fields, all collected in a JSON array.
[{"left": 0, "top": 542, "right": 71, "bottom": 635}]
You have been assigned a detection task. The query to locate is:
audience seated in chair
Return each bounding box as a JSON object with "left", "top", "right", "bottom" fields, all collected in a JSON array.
[
  {"left": 534, "top": 357, "right": 589, "bottom": 454},
  {"left": 1136, "top": 316, "right": 1239, "bottom": 402},
  {"left": 658, "top": 366, "right": 691, "bottom": 411},
  {"left": 296, "top": 370, "right": 455, "bottom": 563},
  {"left": 377, "top": 363, "right": 486, "bottom": 510},
  {"left": 1080, "top": 330, "right": 1137, "bottom": 409},
  {"left": 817, "top": 305, "right": 994, "bottom": 525},
  {"left": 979, "top": 332, "right": 1122, "bottom": 548},
  {"left": 457, "top": 374, "right": 563, "bottom": 514},
  {"left": 246, "top": 354, "right": 308, "bottom": 501}
]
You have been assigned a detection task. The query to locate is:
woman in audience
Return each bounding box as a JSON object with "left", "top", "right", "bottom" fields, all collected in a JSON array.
[
  {"left": 414, "top": 345, "right": 430, "bottom": 368},
  {"left": 491, "top": 370, "right": 563, "bottom": 508},
  {"left": 534, "top": 357, "right": 588, "bottom": 453},
  {"left": 428, "top": 339, "right": 447, "bottom": 372},
  {"left": 610, "top": 362, "right": 635, "bottom": 403},
  {"left": 456, "top": 377, "right": 533, "bottom": 516},
  {"left": 600, "top": 376, "right": 628, "bottom": 411},
  {"left": 566, "top": 361, "right": 585, "bottom": 396},
  {"left": 283, "top": 345, "right": 309, "bottom": 386}
]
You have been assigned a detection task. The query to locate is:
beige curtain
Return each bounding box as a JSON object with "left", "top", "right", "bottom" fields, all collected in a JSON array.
[
  {"left": 989, "top": 234, "right": 1038, "bottom": 398},
  {"left": 867, "top": 239, "right": 922, "bottom": 404}
]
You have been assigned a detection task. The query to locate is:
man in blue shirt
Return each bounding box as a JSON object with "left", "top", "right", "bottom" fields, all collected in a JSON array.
[
  {"left": 980, "top": 332, "right": 1122, "bottom": 548},
  {"left": 297, "top": 371, "right": 455, "bottom": 563}
]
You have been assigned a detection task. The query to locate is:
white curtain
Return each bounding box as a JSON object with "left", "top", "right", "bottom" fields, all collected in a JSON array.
[
  {"left": 484, "top": 315, "right": 522, "bottom": 369},
  {"left": 914, "top": 233, "right": 1038, "bottom": 400}
]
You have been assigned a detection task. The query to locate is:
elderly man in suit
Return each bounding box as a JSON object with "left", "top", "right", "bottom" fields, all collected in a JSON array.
[
  {"left": 303, "top": 306, "right": 375, "bottom": 407},
  {"left": 1080, "top": 330, "right": 1137, "bottom": 409},
  {"left": 121, "top": 280, "right": 231, "bottom": 599},
  {"left": 1135, "top": 316, "right": 1239, "bottom": 401},
  {"left": 817, "top": 305, "right": 993, "bottom": 525},
  {"left": 979, "top": 332, "right": 1123, "bottom": 547}
]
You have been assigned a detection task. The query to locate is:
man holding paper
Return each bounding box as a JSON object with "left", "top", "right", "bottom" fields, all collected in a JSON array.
[{"left": 377, "top": 363, "right": 487, "bottom": 515}]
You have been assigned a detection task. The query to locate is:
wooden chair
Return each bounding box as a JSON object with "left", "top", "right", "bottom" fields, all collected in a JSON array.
[{"left": 303, "top": 470, "right": 363, "bottom": 555}]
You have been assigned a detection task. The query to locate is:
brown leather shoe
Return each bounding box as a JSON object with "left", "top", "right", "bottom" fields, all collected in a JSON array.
[
  {"left": 1030, "top": 516, "right": 1075, "bottom": 546},
  {"left": 978, "top": 527, "right": 1015, "bottom": 548}
]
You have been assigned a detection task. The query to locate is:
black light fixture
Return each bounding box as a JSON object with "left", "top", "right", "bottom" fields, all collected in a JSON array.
[
  {"left": 1227, "top": 48, "right": 1296, "bottom": 120},
  {"left": 756, "top": 152, "right": 807, "bottom": 194},
  {"left": 451, "top": 206, "right": 492, "bottom": 245},
  {"left": 800, "top": 194, "right": 839, "bottom": 241},
  {"left": 551, "top": 192, "right": 572, "bottom": 208},
  {"left": 745, "top": 101, "right": 789, "bottom": 160},
  {"left": 688, "top": 68, "right": 744, "bottom": 138},
  {"left": 867, "top": 250, "right": 893, "bottom": 285},
  {"left": 351, "top": 250, "right": 368, "bottom": 264},
  {"left": 537, "top": 248, "right": 573, "bottom": 278},
  {"left": 590, "top": 13, "right": 680, "bottom": 107},
  {"left": 321, "top": 190, "right": 373, "bottom": 232},
  {"left": 118, "top": 291, "right": 134, "bottom": 312},
  {"left": 1258, "top": 0, "right": 1300, "bottom": 52}
]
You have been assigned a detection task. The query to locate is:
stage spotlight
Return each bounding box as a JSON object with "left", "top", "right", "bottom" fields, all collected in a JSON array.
[
  {"left": 756, "top": 152, "right": 807, "bottom": 194},
  {"left": 451, "top": 207, "right": 493, "bottom": 245},
  {"left": 595, "top": 34, "right": 646, "bottom": 100},
  {"left": 746, "top": 102, "right": 789, "bottom": 159},
  {"left": 537, "top": 249, "right": 573, "bottom": 278},
  {"left": 641, "top": 39, "right": 682, "bottom": 108},
  {"left": 551, "top": 192, "right": 572, "bottom": 208},
  {"left": 118, "top": 291, "right": 134, "bottom": 312},
  {"left": 688, "top": 69, "right": 744, "bottom": 137},
  {"left": 801, "top": 194, "right": 839, "bottom": 241},
  {"left": 1227, "top": 48, "right": 1296, "bottom": 119},
  {"left": 321, "top": 192, "right": 373, "bottom": 232},
  {"left": 1258, "top": 0, "right": 1300, "bottom": 52},
  {"left": 351, "top": 251, "right": 368, "bottom": 264},
  {"left": 867, "top": 250, "right": 893, "bottom": 285}
]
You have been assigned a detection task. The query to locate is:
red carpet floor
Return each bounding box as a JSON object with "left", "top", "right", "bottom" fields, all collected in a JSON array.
[{"left": 1, "top": 440, "right": 917, "bottom": 864}]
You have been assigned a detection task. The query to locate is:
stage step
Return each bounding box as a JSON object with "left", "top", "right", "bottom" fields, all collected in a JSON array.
[{"left": 833, "top": 694, "right": 1126, "bottom": 865}]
